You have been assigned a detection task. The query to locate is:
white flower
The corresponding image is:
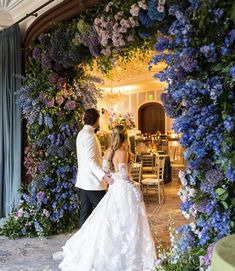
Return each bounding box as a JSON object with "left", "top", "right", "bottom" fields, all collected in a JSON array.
[
  {"left": 182, "top": 211, "right": 190, "bottom": 220},
  {"left": 105, "top": 1, "right": 113, "bottom": 12},
  {"left": 101, "top": 37, "right": 108, "bottom": 46},
  {"left": 186, "top": 169, "right": 192, "bottom": 174},
  {"left": 43, "top": 209, "right": 50, "bottom": 217},
  {"left": 157, "top": 5, "right": 165, "bottom": 13},
  {"left": 101, "top": 47, "right": 111, "bottom": 56},
  {"left": 138, "top": 0, "right": 147, "bottom": 9},
  {"left": 189, "top": 222, "right": 196, "bottom": 231},
  {"left": 188, "top": 188, "right": 196, "bottom": 197},
  {"left": 127, "top": 35, "right": 134, "bottom": 42},
  {"left": 128, "top": 17, "right": 138, "bottom": 28},
  {"left": 16, "top": 208, "right": 24, "bottom": 219},
  {"left": 130, "top": 4, "right": 140, "bottom": 17}
]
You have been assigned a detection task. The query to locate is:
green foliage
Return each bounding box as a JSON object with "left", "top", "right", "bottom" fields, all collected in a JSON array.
[{"left": 155, "top": 252, "right": 200, "bottom": 271}]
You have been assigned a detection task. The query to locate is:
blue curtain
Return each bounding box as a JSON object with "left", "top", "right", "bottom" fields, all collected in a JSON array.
[{"left": 0, "top": 25, "right": 22, "bottom": 217}]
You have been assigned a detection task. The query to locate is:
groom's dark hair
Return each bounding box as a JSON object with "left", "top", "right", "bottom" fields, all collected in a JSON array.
[{"left": 84, "top": 108, "right": 100, "bottom": 125}]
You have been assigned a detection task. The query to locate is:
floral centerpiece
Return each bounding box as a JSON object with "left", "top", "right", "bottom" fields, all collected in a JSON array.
[{"left": 108, "top": 111, "right": 135, "bottom": 130}]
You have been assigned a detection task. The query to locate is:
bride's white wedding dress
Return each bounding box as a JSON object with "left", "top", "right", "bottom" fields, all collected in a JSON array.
[{"left": 59, "top": 162, "right": 156, "bottom": 271}]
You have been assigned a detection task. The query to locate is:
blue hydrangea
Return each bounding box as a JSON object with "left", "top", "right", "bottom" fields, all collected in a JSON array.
[
  {"left": 138, "top": 10, "right": 153, "bottom": 27},
  {"left": 147, "top": 0, "right": 166, "bottom": 22}
]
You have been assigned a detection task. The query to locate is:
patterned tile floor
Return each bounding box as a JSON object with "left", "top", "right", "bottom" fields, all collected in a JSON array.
[{"left": 0, "top": 177, "right": 186, "bottom": 271}]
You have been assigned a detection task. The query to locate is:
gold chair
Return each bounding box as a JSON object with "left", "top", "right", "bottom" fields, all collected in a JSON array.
[
  {"left": 141, "top": 156, "right": 165, "bottom": 204},
  {"left": 141, "top": 153, "right": 155, "bottom": 173},
  {"left": 131, "top": 162, "right": 142, "bottom": 189}
]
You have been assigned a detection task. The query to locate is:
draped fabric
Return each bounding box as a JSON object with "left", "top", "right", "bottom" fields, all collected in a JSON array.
[{"left": 0, "top": 25, "right": 22, "bottom": 217}]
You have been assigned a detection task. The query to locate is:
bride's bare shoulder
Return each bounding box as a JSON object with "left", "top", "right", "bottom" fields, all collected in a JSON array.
[{"left": 115, "top": 148, "right": 128, "bottom": 161}]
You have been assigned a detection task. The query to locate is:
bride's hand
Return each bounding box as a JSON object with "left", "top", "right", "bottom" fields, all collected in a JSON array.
[{"left": 102, "top": 174, "right": 114, "bottom": 185}]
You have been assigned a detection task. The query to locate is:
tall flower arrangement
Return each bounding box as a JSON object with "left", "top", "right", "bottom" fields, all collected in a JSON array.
[
  {"left": 151, "top": 0, "right": 235, "bottom": 269},
  {"left": 2, "top": 22, "right": 101, "bottom": 238}
]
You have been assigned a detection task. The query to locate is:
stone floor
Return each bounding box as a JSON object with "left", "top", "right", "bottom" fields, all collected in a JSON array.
[{"left": 0, "top": 175, "right": 186, "bottom": 271}]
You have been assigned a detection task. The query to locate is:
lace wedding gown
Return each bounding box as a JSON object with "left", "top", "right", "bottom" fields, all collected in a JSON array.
[{"left": 59, "top": 162, "right": 156, "bottom": 271}]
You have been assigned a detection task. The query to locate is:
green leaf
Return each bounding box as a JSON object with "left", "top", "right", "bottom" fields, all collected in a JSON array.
[
  {"left": 230, "top": 4, "right": 235, "bottom": 25},
  {"left": 212, "top": 64, "right": 222, "bottom": 72},
  {"left": 218, "top": 192, "right": 229, "bottom": 201},
  {"left": 216, "top": 188, "right": 226, "bottom": 195},
  {"left": 221, "top": 201, "right": 229, "bottom": 209}
]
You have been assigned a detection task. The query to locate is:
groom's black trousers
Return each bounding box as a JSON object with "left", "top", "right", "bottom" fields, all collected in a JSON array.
[{"left": 79, "top": 189, "right": 106, "bottom": 228}]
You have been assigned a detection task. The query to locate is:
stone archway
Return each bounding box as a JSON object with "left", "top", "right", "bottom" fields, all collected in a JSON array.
[{"left": 138, "top": 102, "right": 165, "bottom": 134}]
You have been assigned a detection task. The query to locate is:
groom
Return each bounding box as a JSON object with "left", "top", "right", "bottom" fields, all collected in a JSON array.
[{"left": 75, "top": 108, "right": 113, "bottom": 227}]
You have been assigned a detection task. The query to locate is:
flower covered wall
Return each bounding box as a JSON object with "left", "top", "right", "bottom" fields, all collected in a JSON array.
[
  {"left": 152, "top": 0, "right": 235, "bottom": 269},
  {"left": 2, "top": 0, "right": 172, "bottom": 238}
]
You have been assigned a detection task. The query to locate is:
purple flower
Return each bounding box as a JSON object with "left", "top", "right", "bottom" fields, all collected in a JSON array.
[
  {"left": 21, "top": 228, "right": 27, "bottom": 235},
  {"left": 228, "top": 29, "right": 235, "bottom": 45},
  {"left": 224, "top": 116, "right": 235, "bottom": 133},
  {"left": 34, "top": 221, "right": 42, "bottom": 232},
  {"left": 154, "top": 36, "right": 171, "bottom": 52},
  {"left": 41, "top": 52, "right": 52, "bottom": 69},
  {"left": 200, "top": 169, "right": 223, "bottom": 194},
  {"left": 64, "top": 100, "right": 76, "bottom": 110},
  {"left": 64, "top": 137, "right": 76, "bottom": 151},
  {"left": 36, "top": 191, "right": 45, "bottom": 202},
  {"left": 220, "top": 46, "right": 230, "bottom": 56},
  {"left": 138, "top": 10, "right": 153, "bottom": 27},
  {"left": 206, "top": 169, "right": 223, "bottom": 183},
  {"left": 48, "top": 73, "right": 59, "bottom": 84},
  {"left": 38, "top": 33, "right": 50, "bottom": 48},
  {"left": 88, "top": 38, "right": 101, "bottom": 57},
  {"left": 32, "top": 47, "right": 41, "bottom": 60},
  {"left": 47, "top": 145, "right": 58, "bottom": 156},
  {"left": 213, "top": 8, "right": 224, "bottom": 19},
  {"left": 179, "top": 48, "right": 198, "bottom": 72},
  {"left": 47, "top": 98, "right": 54, "bottom": 107},
  {"left": 195, "top": 198, "right": 210, "bottom": 213},
  {"left": 56, "top": 78, "right": 66, "bottom": 90},
  {"left": 56, "top": 96, "right": 64, "bottom": 106},
  {"left": 200, "top": 43, "right": 217, "bottom": 62},
  {"left": 226, "top": 164, "right": 235, "bottom": 182},
  {"left": 188, "top": 0, "right": 200, "bottom": 9},
  {"left": 160, "top": 92, "right": 183, "bottom": 118},
  {"left": 201, "top": 242, "right": 216, "bottom": 266},
  {"left": 44, "top": 113, "right": 53, "bottom": 128},
  {"left": 230, "top": 66, "right": 235, "bottom": 79},
  {"left": 37, "top": 161, "right": 50, "bottom": 174},
  {"left": 57, "top": 146, "right": 68, "bottom": 158}
]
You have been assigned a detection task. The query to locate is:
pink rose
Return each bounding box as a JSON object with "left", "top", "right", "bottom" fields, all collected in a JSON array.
[{"left": 56, "top": 96, "right": 64, "bottom": 106}]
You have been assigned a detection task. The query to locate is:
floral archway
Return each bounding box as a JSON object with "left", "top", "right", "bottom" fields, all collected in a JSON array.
[{"left": 2, "top": 0, "right": 235, "bottom": 269}]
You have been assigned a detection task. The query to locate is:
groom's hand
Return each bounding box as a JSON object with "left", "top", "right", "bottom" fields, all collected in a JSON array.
[{"left": 102, "top": 174, "right": 114, "bottom": 185}]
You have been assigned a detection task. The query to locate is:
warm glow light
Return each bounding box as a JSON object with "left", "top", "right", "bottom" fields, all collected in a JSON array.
[
  {"left": 101, "top": 85, "right": 138, "bottom": 93},
  {"left": 83, "top": 50, "right": 167, "bottom": 89}
]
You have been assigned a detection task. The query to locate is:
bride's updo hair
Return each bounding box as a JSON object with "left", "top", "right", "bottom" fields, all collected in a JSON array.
[{"left": 108, "top": 125, "right": 129, "bottom": 171}]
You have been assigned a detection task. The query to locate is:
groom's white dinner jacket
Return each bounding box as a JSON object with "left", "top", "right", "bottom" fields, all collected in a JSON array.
[{"left": 75, "top": 125, "right": 107, "bottom": 191}]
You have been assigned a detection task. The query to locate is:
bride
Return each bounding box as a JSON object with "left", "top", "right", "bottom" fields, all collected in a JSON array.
[{"left": 59, "top": 125, "right": 156, "bottom": 271}]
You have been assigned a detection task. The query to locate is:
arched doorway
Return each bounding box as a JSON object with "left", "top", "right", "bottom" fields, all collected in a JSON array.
[{"left": 138, "top": 102, "right": 165, "bottom": 134}]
